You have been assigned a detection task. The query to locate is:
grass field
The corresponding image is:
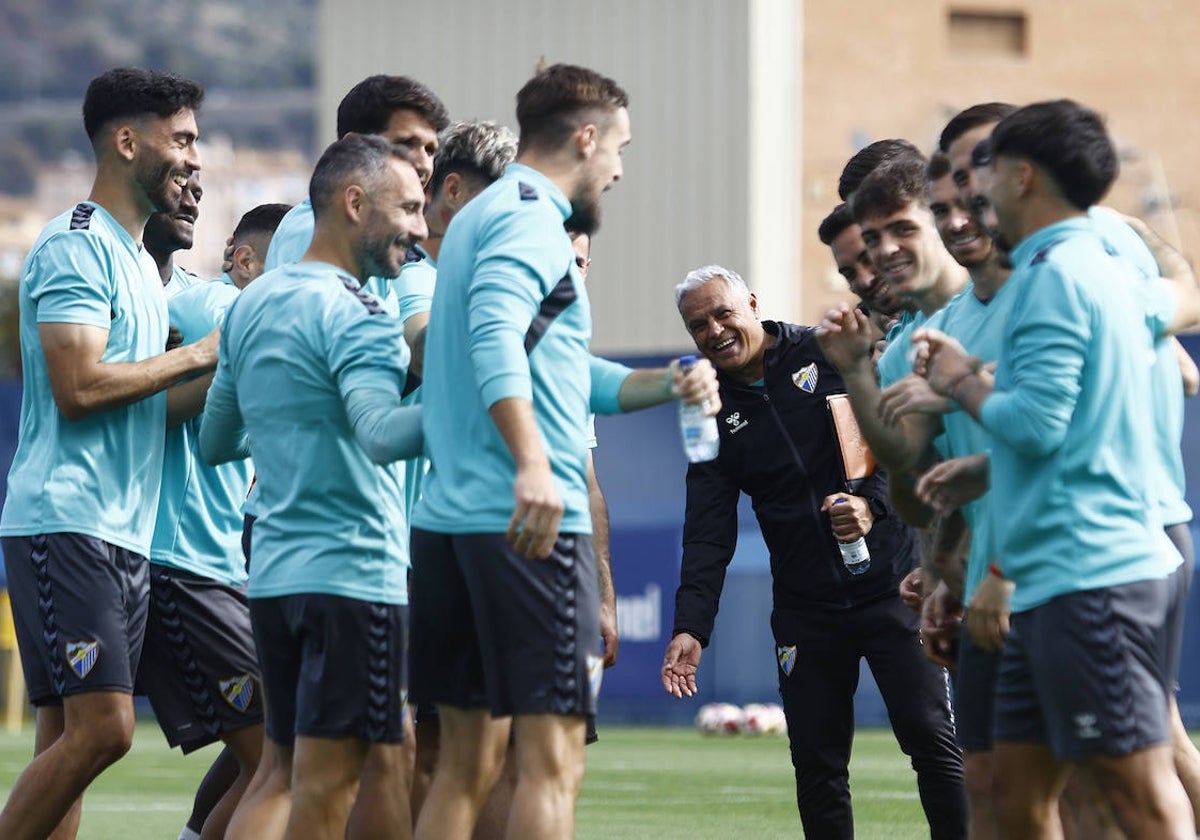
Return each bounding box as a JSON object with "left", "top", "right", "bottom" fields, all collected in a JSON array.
[{"left": 0, "top": 723, "right": 928, "bottom": 839}]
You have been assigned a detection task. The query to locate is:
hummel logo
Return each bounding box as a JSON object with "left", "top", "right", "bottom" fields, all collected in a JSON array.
[{"left": 726, "top": 412, "right": 749, "bottom": 434}]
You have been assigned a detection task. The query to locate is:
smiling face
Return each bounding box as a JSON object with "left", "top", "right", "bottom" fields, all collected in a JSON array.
[
  {"left": 359, "top": 157, "right": 428, "bottom": 280},
  {"left": 928, "top": 171, "right": 991, "bottom": 268},
  {"left": 829, "top": 222, "right": 905, "bottom": 315},
  {"left": 567, "top": 106, "right": 631, "bottom": 236},
  {"left": 378, "top": 108, "right": 440, "bottom": 186},
  {"left": 679, "top": 276, "right": 767, "bottom": 382},
  {"left": 143, "top": 172, "right": 201, "bottom": 256},
  {"left": 857, "top": 199, "right": 945, "bottom": 301},
  {"left": 133, "top": 108, "right": 200, "bottom": 216}
]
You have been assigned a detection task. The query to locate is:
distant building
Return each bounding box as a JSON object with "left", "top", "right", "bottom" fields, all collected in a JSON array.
[{"left": 317, "top": 0, "right": 1200, "bottom": 352}]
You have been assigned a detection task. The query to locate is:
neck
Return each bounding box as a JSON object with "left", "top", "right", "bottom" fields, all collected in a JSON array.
[
  {"left": 969, "top": 256, "right": 1011, "bottom": 301},
  {"left": 514, "top": 150, "right": 576, "bottom": 205},
  {"left": 421, "top": 234, "right": 442, "bottom": 261},
  {"left": 88, "top": 164, "right": 154, "bottom": 243},
  {"left": 1014, "top": 198, "right": 1088, "bottom": 247},
  {"left": 915, "top": 259, "right": 969, "bottom": 317},
  {"left": 303, "top": 224, "right": 365, "bottom": 282},
  {"left": 147, "top": 248, "right": 173, "bottom": 283},
  {"left": 726, "top": 329, "right": 776, "bottom": 386}
]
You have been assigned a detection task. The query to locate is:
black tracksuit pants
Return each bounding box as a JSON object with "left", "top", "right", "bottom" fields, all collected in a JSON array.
[{"left": 773, "top": 594, "right": 966, "bottom": 840}]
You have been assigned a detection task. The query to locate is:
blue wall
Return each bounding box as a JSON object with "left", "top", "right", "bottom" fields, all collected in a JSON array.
[{"left": 2, "top": 338, "right": 1200, "bottom": 727}]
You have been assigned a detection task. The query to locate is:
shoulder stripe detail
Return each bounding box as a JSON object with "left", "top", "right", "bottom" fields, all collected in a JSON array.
[
  {"left": 338, "top": 274, "right": 386, "bottom": 315},
  {"left": 1030, "top": 237, "right": 1068, "bottom": 266},
  {"left": 404, "top": 247, "right": 423, "bottom": 264},
  {"left": 69, "top": 203, "right": 95, "bottom": 231},
  {"left": 524, "top": 273, "right": 577, "bottom": 354},
  {"left": 518, "top": 182, "right": 538, "bottom": 201}
]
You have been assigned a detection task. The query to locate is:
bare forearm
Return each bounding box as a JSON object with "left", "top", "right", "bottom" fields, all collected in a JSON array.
[
  {"left": 840, "top": 363, "right": 931, "bottom": 473},
  {"left": 488, "top": 397, "right": 549, "bottom": 469},
  {"left": 616, "top": 368, "right": 673, "bottom": 412},
  {"left": 930, "top": 511, "right": 968, "bottom": 601},
  {"left": 166, "top": 372, "right": 214, "bottom": 428}
]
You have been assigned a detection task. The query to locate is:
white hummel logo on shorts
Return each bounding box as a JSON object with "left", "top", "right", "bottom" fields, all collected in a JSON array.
[{"left": 1073, "top": 712, "right": 1101, "bottom": 739}]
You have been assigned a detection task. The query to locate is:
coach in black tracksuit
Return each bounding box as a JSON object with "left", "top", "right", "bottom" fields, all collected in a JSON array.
[{"left": 661, "top": 266, "right": 965, "bottom": 840}]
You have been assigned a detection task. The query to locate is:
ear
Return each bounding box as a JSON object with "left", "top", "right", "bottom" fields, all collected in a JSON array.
[
  {"left": 1014, "top": 160, "right": 1036, "bottom": 198},
  {"left": 575, "top": 123, "right": 598, "bottom": 159},
  {"left": 113, "top": 124, "right": 138, "bottom": 162},
  {"left": 442, "top": 172, "right": 466, "bottom": 210},
  {"left": 343, "top": 184, "right": 367, "bottom": 223},
  {"left": 748, "top": 292, "right": 760, "bottom": 316},
  {"left": 231, "top": 243, "right": 255, "bottom": 278}
]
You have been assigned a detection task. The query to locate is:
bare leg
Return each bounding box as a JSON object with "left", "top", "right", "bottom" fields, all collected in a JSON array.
[
  {"left": 411, "top": 718, "right": 439, "bottom": 824},
  {"left": 414, "top": 707, "right": 509, "bottom": 840},
  {"left": 962, "top": 750, "right": 1000, "bottom": 840},
  {"left": 1168, "top": 696, "right": 1200, "bottom": 834},
  {"left": 346, "top": 741, "right": 411, "bottom": 840},
  {"left": 1059, "top": 765, "right": 1124, "bottom": 840},
  {"left": 0, "top": 691, "right": 135, "bottom": 840},
  {"left": 991, "top": 741, "right": 1070, "bottom": 840},
  {"left": 199, "top": 724, "right": 265, "bottom": 840},
  {"left": 506, "top": 714, "right": 586, "bottom": 840},
  {"left": 1089, "top": 744, "right": 1193, "bottom": 840},
  {"left": 283, "top": 735, "right": 366, "bottom": 840},
  {"left": 473, "top": 742, "right": 517, "bottom": 840},
  {"left": 188, "top": 747, "right": 238, "bottom": 837},
  {"left": 225, "top": 740, "right": 292, "bottom": 840}
]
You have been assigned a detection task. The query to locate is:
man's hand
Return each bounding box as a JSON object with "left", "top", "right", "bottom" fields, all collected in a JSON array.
[
  {"left": 920, "top": 580, "right": 962, "bottom": 669},
  {"left": 914, "top": 453, "right": 989, "bottom": 516},
  {"left": 966, "top": 571, "right": 1014, "bottom": 652},
  {"left": 816, "top": 303, "right": 875, "bottom": 374},
  {"left": 220, "top": 234, "right": 236, "bottom": 275},
  {"left": 599, "top": 599, "right": 619, "bottom": 669},
  {"left": 661, "top": 632, "right": 702, "bottom": 698},
  {"left": 820, "top": 493, "right": 874, "bottom": 542},
  {"left": 911, "top": 328, "right": 976, "bottom": 396},
  {"left": 166, "top": 325, "right": 184, "bottom": 351},
  {"left": 879, "top": 375, "right": 953, "bottom": 426},
  {"left": 507, "top": 460, "right": 564, "bottom": 559},
  {"left": 671, "top": 357, "right": 721, "bottom": 415},
  {"left": 899, "top": 567, "right": 924, "bottom": 612}
]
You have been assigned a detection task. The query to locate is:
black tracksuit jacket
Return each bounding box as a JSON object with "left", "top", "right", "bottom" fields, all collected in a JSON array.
[{"left": 673, "top": 320, "right": 920, "bottom": 646}]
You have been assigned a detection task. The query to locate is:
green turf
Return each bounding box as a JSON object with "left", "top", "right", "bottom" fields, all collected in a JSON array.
[{"left": 0, "top": 723, "right": 929, "bottom": 839}]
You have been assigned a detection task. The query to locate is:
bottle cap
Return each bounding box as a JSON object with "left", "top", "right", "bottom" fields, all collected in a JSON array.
[{"left": 678, "top": 354, "right": 697, "bottom": 370}]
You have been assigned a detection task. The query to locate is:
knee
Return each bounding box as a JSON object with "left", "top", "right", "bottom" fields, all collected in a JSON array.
[
  {"left": 67, "top": 699, "right": 135, "bottom": 767},
  {"left": 963, "top": 752, "right": 993, "bottom": 800}
]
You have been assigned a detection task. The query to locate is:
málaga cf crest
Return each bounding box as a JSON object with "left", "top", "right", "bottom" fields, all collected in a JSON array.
[
  {"left": 792, "top": 363, "right": 818, "bottom": 393},
  {"left": 777, "top": 645, "right": 798, "bottom": 676},
  {"left": 67, "top": 641, "right": 99, "bottom": 679},
  {"left": 220, "top": 674, "right": 254, "bottom": 712}
]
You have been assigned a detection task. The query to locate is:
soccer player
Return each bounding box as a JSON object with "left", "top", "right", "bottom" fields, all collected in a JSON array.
[
  {"left": 915, "top": 99, "right": 1193, "bottom": 840},
  {"left": 408, "top": 63, "right": 717, "bottom": 840},
  {"left": 661, "top": 264, "right": 967, "bottom": 840},
  {"left": 145, "top": 172, "right": 204, "bottom": 298},
  {"left": 0, "top": 67, "right": 213, "bottom": 840},
  {"left": 141, "top": 202, "right": 289, "bottom": 840},
  {"left": 817, "top": 202, "right": 909, "bottom": 320},
  {"left": 200, "top": 134, "right": 428, "bottom": 840}
]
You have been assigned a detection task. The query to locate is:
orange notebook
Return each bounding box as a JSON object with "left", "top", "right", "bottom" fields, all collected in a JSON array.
[{"left": 826, "top": 393, "right": 877, "bottom": 488}]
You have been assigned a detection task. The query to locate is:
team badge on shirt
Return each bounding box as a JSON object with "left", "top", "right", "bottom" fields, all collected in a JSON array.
[
  {"left": 219, "top": 674, "right": 254, "bottom": 712},
  {"left": 66, "top": 641, "right": 99, "bottom": 679},
  {"left": 587, "top": 653, "right": 605, "bottom": 703},
  {"left": 792, "top": 363, "right": 818, "bottom": 393},
  {"left": 776, "top": 645, "right": 797, "bottom": 677}
]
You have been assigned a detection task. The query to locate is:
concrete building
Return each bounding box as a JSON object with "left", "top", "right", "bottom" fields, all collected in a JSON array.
[{"left": 316, "top": 0, "right": 1200, "bottom": 352}]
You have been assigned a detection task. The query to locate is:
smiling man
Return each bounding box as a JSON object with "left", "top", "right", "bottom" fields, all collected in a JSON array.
[
  {"left": 0, "top": 67, "right": 216, "bottom": 840},
  {"left": 661, "top": 264, "right": 966, "bottom": 840},
  {"left": 145, "top": 172, "right": 203, "bottom": 298}
]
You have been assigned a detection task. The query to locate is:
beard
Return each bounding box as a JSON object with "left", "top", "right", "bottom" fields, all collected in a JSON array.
[
  {"left": 136, "top": 154, "right": 183, "bottom": 215},
  {"left": 565, "top": 194, "right": 602, "bottom": 237},
  {"left": 361, "top": 227, "right": 411, "bottom": 281}
]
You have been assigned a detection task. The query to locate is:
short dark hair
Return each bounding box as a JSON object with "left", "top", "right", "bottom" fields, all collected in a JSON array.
[
  {"left": 335, "top": 75, "right": 449, "bottom": 139},
  {"left": 309, "top": 135, "right": 418, "bottom": 221},
  {"left": 938, "top": 102, "right": 1017, "bottom": 153},
  {"left": 990, "top": 99, "right": 1118, "bottom": 210},
  {"left": 817, "top": 203, "right": 856, "bottom": 246},
  {"left": 851, "top": 153, "right": 930, "bottom": 221},
  {"left": 515, "top": 63, "right": 629, "bottom": 153},
  {"left": 926, "top": 151, "right": 952, "bottom": 182},
  {"left": 428, "top": 120, "right": 517, "bottom": 198},
  {"left": 82, "top": 68, "right": 204, "bottom": 142},
  {"left": 837, "top": 139, "right": 921, "bottom": 200},
  {"left": 231, "top": 203, "right": 291, "bottom": 245}
]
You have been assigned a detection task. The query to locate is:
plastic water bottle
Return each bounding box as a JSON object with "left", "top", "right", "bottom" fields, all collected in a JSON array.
[
  {"left": 833, "top": 499, "right": 871, "bottom": 575},
  {"left": 677, "top": 355, "right": 719, "bottom": 462}
]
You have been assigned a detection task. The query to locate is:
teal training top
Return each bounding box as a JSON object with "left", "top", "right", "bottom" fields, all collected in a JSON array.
[
  {"left": 413, "top": 163, "right": 631, "bottom": 535},
  {"left": 394, "top": 245, "right": 437, "bottom": 521},
  {"left": 877, "top": 310, "right": 929, "bottom": 389},
  {"left": 250, "top": 195, "right": 406, "bottom": 524},
  {"left": 163, "top": 263, "right": 199, "bottom": 299},
  {"left": 1089, "top": 207, "right": 1190, "bottom": 528},
  {"left": 922, "top": 280, "right": 1017, "bottom": 601},
  {"left": 151, "top": 275, "right": 252, "bottom": 585},
  {"left": 978, "top": 218, "right": 1174, "bottom": 612},
  {"left": 200, "top": 262, "right": 420, "bottom": 603},
  {"left": 0, "top": 202, "right": 168, "bottom": 555}
]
